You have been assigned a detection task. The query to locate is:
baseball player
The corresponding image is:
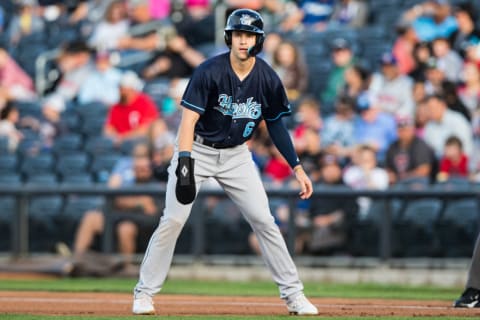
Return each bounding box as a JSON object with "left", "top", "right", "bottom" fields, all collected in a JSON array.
[
  {"left": 454, "top": 233, "right": 480, "bottom": 308},
  {"left": 132, "top": 8, "right": 318, "bottom": 316}
]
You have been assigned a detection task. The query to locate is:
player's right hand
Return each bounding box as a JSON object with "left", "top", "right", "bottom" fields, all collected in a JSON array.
[{"left": 175, "top": 155, "right": 196, "bottom": 204}]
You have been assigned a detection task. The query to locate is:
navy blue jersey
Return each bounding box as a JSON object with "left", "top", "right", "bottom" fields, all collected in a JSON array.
[{"left": 181, "top": 52, "right": 291, "bottom": 145}]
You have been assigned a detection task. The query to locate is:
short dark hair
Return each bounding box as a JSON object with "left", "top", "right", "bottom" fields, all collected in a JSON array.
[
  {"left": 0, "top": 102, "right": 17, "bottom": 120},
  {"left": 445, "top": 135, "right": 463, "bottom": 150}
]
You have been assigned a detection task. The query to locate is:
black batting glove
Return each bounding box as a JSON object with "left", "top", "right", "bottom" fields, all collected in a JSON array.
[{"left": 175, "top": 155, "right": 196, "bottom": 205}]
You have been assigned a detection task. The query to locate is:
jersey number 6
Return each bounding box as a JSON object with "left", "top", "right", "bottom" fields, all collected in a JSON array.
[{"left": 243, "top": 121, "right": 255, "bottom": 138}]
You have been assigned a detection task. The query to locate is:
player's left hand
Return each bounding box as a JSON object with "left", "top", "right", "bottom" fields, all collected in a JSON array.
[{"left": 293, "top": 165, "right": 313, "bottom": 199}]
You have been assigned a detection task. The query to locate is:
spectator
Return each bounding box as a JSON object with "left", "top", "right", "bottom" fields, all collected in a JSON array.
[
  {"left": 0, "top": 47, "right": 36, "bottom": 108},
  {"left": 117, "top": 0, "right": 177, "bottom": 52},
  {"left": 72, "top": 144, "right": 160, "bottom": 266},
  {"left": 77, "top": 50, "right": 123, "bottom": 106},
  {"left": 292, "top": 96, "right": 322, "bottom": 156},
  {"left": 259, "top": 31, "right": 283, "bottom": 65},
  {"left": 409, "top": 41, "right": 433, "bottom": 81},
  {"left": 0, "top": 102, "right": 23, "bottom": 153},
  {"left": 104, "top": 71, "right": 163, "bottom": 146},
  {"left": 340, "top": 64, "right": 371, "bottom": 102},
  {"left": 343, "top": 144, "right": 389, "bottom": 218},
  {"left": 6, "top": 0, "right": 45, "bottom": 47},
  {"left": 330, "top": 0, "right": 368, "bottom": 28},
  {"left": 296, "top": 127, "right": 323, "bottom": 182},
  {"left": 149, "top": 131, "right": 175, "bottom": 183},
  {"left": 161, "top": 77, "right": 189, "bottom": 131},
  {"left": 321, "top": 37, "right": 356, "bottom": 108},
  {"left": 451, "top": 2, "right": 480, "bottom": 58},
  {"left": 437, "top": 135, "right": 469, "bottom": 181},
  {"left": 174, "top": 0, "right": 214, "bottom": 47},
  {"left": 352, "top": 92, "right": 398, "bottom": 164},
  {"left": 458, "top": 61, "right": 480, "bottom": 123},
  {"left": 402, "top": 0, "right": 458, "bottom": 43},
  {"left": 423, "top": 57, "right": 446, "bottom": 95},
  {"left": 88, "top": 0, "right": 129, "bottom": 51},
  {"left": 385, "top": 115, "right": 434, "bottom": 185},
  {"left": 307, "top": 153, "right": 357, "bottom": 254},
  {"left": 263, "top": 145, "right": 293, "bottom": 185},
  {"left": 142, "top": 35, "right": 205, "bottom": 80},
  {"left": 392, "top": 21, "right": 418, "bottom": 75},
  {"left": 431, "top": 36, "right": 463, "bottom": 83},
  {"left": 322, "top": 95, "right": 356, "bottom": 163},
  {"left": 271, "top": 40, "right": 308, "bottom": 101},
  {"left": 413, "top": 78, "right": 427, "bottom": 105},
  {"left": 415, "top": 97, "right": 430, "bottom": 138},
  {"left": 369, "top": 52, "right": 415, "bottom": 117},
  {"left": 441, "top": 80, "right": 470, "bottom": 122},
  {"left": 423, "top": 93, "right": 473, "bottom": 158},
  {"left": 42, "top": 41, "right": 94, "bottom": 123},
  {"left": 281, "top": 0, "right": 335, "bottom": 32}
]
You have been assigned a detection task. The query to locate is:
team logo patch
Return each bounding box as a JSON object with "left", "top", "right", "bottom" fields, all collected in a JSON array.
[
  {"left": 216, "top": 95, "right": 261, "bottom": 120},
  {"left": 181, "top": 165, "right": 188, "bottom": 177},
  {"left": 240, "top": 14, "right": 255, "bottom": 26}
]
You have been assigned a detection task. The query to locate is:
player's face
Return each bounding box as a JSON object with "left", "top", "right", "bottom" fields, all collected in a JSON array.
[{"left": 231, "top": 31, "right": 257, "bottom": 60}]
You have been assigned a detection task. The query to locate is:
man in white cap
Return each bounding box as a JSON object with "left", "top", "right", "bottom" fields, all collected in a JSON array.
[{"left": 104, "top": 71, "right": 164, "bottom": 145}]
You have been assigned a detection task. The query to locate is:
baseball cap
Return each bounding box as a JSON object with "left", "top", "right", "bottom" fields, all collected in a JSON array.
[
  {"left": 331, "top": 37, "right": 351, "bottom": 50},
  {"left": 380, "top": 52, "right": 397, "bottom": 65},
  {"left": 396, "top": 115, "right": 414, "bottom": 128},
  {"left": 120, "top": 71, "right": 144, "bottom": 91},
  {"left": 356, "top": 91, "right": 371, "bottom": 112}
]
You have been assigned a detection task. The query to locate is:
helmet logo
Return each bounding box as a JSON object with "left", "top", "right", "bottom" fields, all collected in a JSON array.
[{"left": 240, "top": 14, "right": 255, "bottom": 26}]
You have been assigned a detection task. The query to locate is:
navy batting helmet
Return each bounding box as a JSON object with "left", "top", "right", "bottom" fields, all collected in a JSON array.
[{"left": 224, "top": 9, "right": 265, "bottom": 56}]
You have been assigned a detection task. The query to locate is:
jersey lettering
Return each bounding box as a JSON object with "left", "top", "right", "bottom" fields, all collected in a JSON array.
[
  {"left": 243, "top": 121, "right": 255, "bottom": 137},
  {"left": 216, "top": 95, "right": 262, "bottom": 120}
]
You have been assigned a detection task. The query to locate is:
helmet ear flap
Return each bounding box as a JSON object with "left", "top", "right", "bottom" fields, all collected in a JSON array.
[{"left": 224, "top": 31, "right": 232, "bottom": 47}]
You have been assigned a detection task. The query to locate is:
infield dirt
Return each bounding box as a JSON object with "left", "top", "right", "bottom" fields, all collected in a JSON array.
[{"left": 1, "top": 291, "right": 480, "bottom": 317}]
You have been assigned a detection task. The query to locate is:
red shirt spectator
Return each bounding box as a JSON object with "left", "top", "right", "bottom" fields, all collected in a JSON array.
[
  {"left": 439, "top": 154, "right": 468, "bottom": 177},
  {"left": 104, "top": 71, "right": 159, "bottom": 144},
  {"left": 106, "top": 93, "right": 158, "bottom": 135}
]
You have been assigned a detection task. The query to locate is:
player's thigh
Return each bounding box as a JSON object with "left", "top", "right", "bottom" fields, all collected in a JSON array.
[{"left": 216, "top": 160, "right": 274, "bottom": 226}]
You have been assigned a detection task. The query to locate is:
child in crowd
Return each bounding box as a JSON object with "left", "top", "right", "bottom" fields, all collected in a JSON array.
[{"left": 437, "top": 135, "right": 469, "bottom": 181}]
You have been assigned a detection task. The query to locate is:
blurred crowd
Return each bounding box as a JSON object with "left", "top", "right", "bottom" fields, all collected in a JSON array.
[{"left": 1, "top": 0, "right": 480, "bottom": 258}]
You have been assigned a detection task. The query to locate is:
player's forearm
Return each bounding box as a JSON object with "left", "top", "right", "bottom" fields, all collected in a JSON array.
[{"left": 178, "top": 108, "right": 200, "bottom": 152}]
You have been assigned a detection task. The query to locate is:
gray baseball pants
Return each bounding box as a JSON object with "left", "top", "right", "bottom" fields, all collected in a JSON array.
[
  {"left": 466, "top": 232, "right": 480, "bottom": 289},
  {"left": 134, "top": 141, "right": 304, "bottom": 300}
]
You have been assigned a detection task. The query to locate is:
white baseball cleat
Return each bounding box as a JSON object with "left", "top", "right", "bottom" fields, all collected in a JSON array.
[
  {"left": 132, "top": 295, "right": 156, "bottom": 315},
  {"left": 286, "top": 293, "right": 319, "bottom": 316}
]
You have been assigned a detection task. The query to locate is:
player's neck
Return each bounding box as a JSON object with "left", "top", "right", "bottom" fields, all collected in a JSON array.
[{"left": 230, "top": 54, "right": 255, "bottom": 81}]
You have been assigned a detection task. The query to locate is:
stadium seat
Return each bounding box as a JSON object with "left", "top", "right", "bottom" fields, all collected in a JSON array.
[
  {"left": 395, "top": 198, "right": 443, "bottom": 256},
  {"left": 90, "top": 153, "right": 121, "bottom": 183},
  {"left": 0, "top": 154, "right": 18, "bottom": 174},
  {"left": 19, "top": 153, "right": 55, "bottom": 177},
  {"left": 80, "top": 117, "right": 106, "bottom": 138},
  {"left": 0, "top": 196, "right": 15, "bottom": 251},
  {"left": 25, "top": 173, "right": 59, "bottom": 186},
  {"left": 74, "top": 101, "right": 109, "bottom": 121},
  {"left": 56, "top": 152, "right": 90, "bottom": 178},
  {"left": 437, "top": 199, "right": 479, "bottom": 257},
  {"left": 84, "top": 136, "right": 116, "bottom": 156},
  {"left": 61, "top": 173, "right": 94, "bottom": 186},
  {"left": 51, "top": 133, "right": 83, "bottom": 156},
  {"left": 0, "top": 173, "right": 22, "bottom": 185},
  {"left": 28, "top": 195, "right": 64, "bottom": 252}
]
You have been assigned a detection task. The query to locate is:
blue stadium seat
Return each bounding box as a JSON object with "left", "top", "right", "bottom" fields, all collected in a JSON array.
[
  {"left": 437, "top": 199, "right": 479, "bottom": 257},
  {"left": 84, "top": 136, "right": 116, "bottom": 156},
  {"left": 25, "top": 173, "right": 59, "bottom": 186},
  {"left": 20, "top": 153, "right": 55, "bottom": 177},
  {"left": 28, "top": 195, "right": 64, "bottom": 251},
  {"left": 56, "top": 152, "right": 90, "bottom": 178},
  {"left": 74, "top": 101, "right": 109, "bottom": 121},
  {"left": 80, "top": 117, "right": 106, "bottom": 138},
  {"left": 0, "top": 196, "right": 15, "bottom": 251},
  {"left": 52, "top": 133, "right": 83, "bottom": 156},
  {"left": 90, "top": 153, "right": 121, "bottom": 183},
  {"left": 0, "top": 173, "right": 22, "bottom": 185},
  {"left": 0, "top": 154, "right": 18, "bottom": 174},
  {"left": 61, "top": 173, "right": 94, "bottom": 186}
]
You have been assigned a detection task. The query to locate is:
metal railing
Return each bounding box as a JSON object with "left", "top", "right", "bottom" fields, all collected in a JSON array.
[{"left": 2, "top": 184, "right": 480, "bottom": 260}]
